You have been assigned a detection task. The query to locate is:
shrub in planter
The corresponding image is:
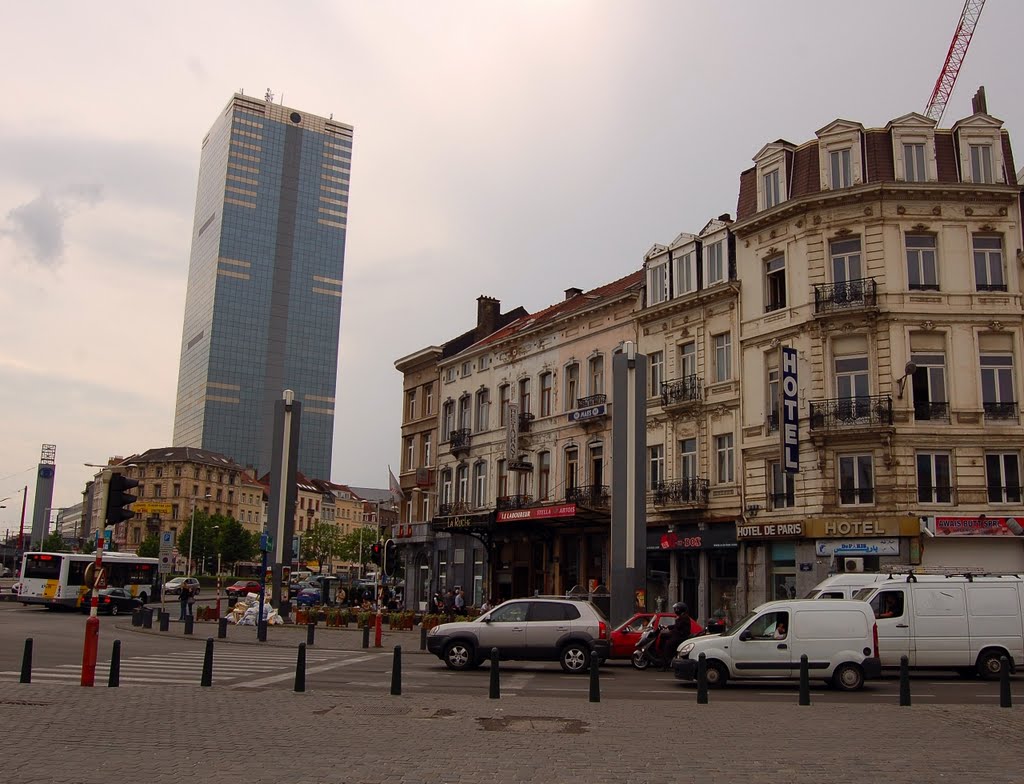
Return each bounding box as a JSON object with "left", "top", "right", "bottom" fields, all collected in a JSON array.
[
  {"left": 295, "top": 608, "right": 309, "bottom": 625},
  {"left": 338, "top": 609, "right": 350, "bottom": 627}
]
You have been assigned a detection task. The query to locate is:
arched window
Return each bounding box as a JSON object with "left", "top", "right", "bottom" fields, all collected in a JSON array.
[
  {"left": 539, "top": 372, "right": 553, "bottom": 417},
  {"left": 537, "top": 451, "right": 551, "bottom": 501},
  {"left": 475, "top": 388, "right": 490, "bottom": 432},
  {"left": 442, "top": 400, "right": 455, "bottom": 441},
  {"left": 472, "top": 461, "right": 488, "bottom": 507}
]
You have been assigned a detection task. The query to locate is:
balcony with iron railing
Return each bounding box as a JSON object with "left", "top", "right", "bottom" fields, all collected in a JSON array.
[
  {"left": 576, "top": 394, "right": 607, "bottom": 409},
  {"left": 448, "top": 428, "right": 471, "bottom": 454},
  {"left": 660, "top": 375, "right": 703, "bottom": 408},
  {"left": 809, "top": 395, "right": 893, "bottom": 432},
  {"left": 496, "top": 494, "right": 533, "bottom": 511},
  {"left": 518, "top": 412, "right": 536, "bottom": 432},
  {"left": 650, "top": 477, "right": 710, "bottom": 508},
  {"left": 913, "top": 401, "right": 949, "bottom": 422},
  {"left": 438, "top": 500, "right": 473, "bottom": 516},
  {"left": 767, "top": 412, "right": 779, "bottom": 432},
  {"left": 838, "top": 486, "right": 875, "bottom": 505},
  {"left": 813, "top": 277, "right": 877, "bottom": 315},
  {"left": 565, "top": 484, "right": 610, "bottom": 508},
  {"left": 917, "top": 486, "right": 954, "bottom": 505},
  {"left": 983, "top": 401, "right": 1018, "bottom": 421}
]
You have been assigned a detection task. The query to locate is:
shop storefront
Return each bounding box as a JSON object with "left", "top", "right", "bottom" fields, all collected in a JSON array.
[
  {"left": 646, "top": 522, "right": 737, "bottom": 626},
  {"left": 921, "top": 514, "right": 1024, "bottom": 571}
]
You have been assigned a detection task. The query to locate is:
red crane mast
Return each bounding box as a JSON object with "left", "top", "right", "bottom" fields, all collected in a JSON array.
[{"left": 924, "top": 0, "right": 987, "bottom": 123}]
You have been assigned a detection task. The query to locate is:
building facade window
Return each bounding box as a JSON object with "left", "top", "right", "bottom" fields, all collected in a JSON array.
[
  {"left": 679, "top": 438, "right": 697, "bottom": 479},
  {"left": 589, "top": 355, "right": 604, "bottom": 396},
  {"left": 679, "top": 341, "right": 696, "bottom": 379},
  {"left": 705, "top": 240, "right": 724, "bottom": 285},
  {"left": 442, "top": 400, "right": 455, "bottom": 441},
  {"left": 829, "top": 147, "right": 852, "bottom": 189},
  {"left": 911, "top": 352, "right": 948, "bottom": 421},
  {"left": 831, "top": 237, "right": 862, "bottom": 283},
  {"left": 835, "top": 355, "right": 870, "bottom": 416},
  {"left": 589, "top": 443, "right": 604, "bottom": 486},
  {"left": 973, "top": 235, "right": 1005, "bottom": 291},
  {"left": 565, "top": 447, "right": 579, "bottom": 491},
  {"left": 537, "top": 452, "right": 551, "bottom": 501},
  {"left": 472, "top": 462, "right": 487, "bottom": 508},
  {"left": 475, "top": 388, "right": 490, "bottom": 432},
  {"left": 916, "top": 452, "right": 952, "bottom": 504},
  {"left": 518, "top": 377, "right": 531, "bottom": 414},
  {"left": 767, "top": 364, "right": 780, "bottom": 431},
  {"left": 980, "top": 353, "right": 1016, "bottom": 416},
  {"left": 539, "top": 372, "right": 553, "bottom": 417},
  {"left": 564, "top": 364, "right": 579, "bottom": 411},
  {"left": 839, "top": 454, "right": 873, "bottom": 505},
  {"left": 970, "top": 143, "right": 994, "bottom": 184},
  {"left": 404, "top": 436, "right": 415, "bottom": 471},
  {"left": 423, "top": 432, "right": 433, "bottom": 466},
  {"left": 763, "top": 169, "right": 780, "bottom": 209},
  {"left": 770, "top": 462, "right": 795, "bottom": 509},
  {"left": 496, "top": 459, "right": 508, "bottom": 498},
  {"left": 461, "top": 361, "right": 472, "bottom": 377},
  {"left": 903, "top": 143, "right": 926, "bottom": 182},
  {"left": 456, "top": 465, "right": 469, "bottom": 503},
  {"left": 647, "top": 259, "right": 668, "bottom": 305},
  {"left": 675, "top": 251, "right": 696, "bottom": 295},
  {"left": 906, "top": 235, "right": 938, "bottom": 290},
  {"left": 715, "top": 434, "right": 734, "bottom": 484},
  {"left": 441, "top": 469, "right": 453, "bottom": 505},
  {"left": 765, "top": 255, "right": 786, "bottom": 311},
  {"left": 649, "top": 351, "right": 664, "bottom": 397},
  {"left": 458, "top": 394, "right": 471, "bottom": 431},
  {"left": 986, "top": 452, "right": 1021, "bottom": 503},
  {"left": 498, "top": 384, "right": 510, "bottom": 426},
  {"left": 648, "top": 444, "right": 664, "bottom": 490},
  {"left": 406, "top": 390, "right": 416, "bottom": 421},
  {"left": 713, "top": 333, "right": 732, "bottom": 383}
]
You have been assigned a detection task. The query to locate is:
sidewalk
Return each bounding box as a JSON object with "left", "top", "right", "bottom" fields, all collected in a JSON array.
[{"left": 2, "top": 680, "right": 1020, "bottom": 783}]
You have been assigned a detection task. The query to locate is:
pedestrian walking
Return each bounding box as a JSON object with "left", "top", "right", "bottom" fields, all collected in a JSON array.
[
  {"left": 178, "top": 583, "right": 189, "bottom": 621},
  {"left": 454, "top": 588, "right": 466, "bottom": 616},
  {"left": 186, "top": 583, "right": 195, "bottom": 618}
]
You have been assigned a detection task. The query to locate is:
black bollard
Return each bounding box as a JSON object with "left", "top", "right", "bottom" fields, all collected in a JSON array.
[
  {"left": 1000, "top": 656, "right": 1012, "bottom": 708},
  {"left": 420, "top": 624, "right": 427, "bottom": 651},
  {"left": 257, "top": 619, "right": 267, "bottom": 642},
  {"left": 218, "top": 617, "right": 228, "bottom": 640},
  {"left": 295, "top": 642, "right": 307, "bottom": 693},
  {"left": 899, "top": 655, "right": 911, "bottom": 706},
  {"left": 142, "top": 608, "right": 153, "bottom": 629},
  {"left": 391, "top": 645, "right": 402, "bottom": 696},
  {"left": 131, "top": 609, "right": 141, "bottom": 627},
  {"left": 307, "top": 622, "right": 315, "bottom": 647},
  {"left": 696, "top": 653, "right": 709, "bottom": 705},
  {"left": 159, "top": 611, "right": 169, "bottom": 632},
  {"left": 201, "top": 638, "right": 214, "bottom": 687},
  {"left": 588, "top": 649, "right": 600, "bottom": 703},
  {"left": 799, "top": 654, "right": 811, "bottom": 706},
  {"left": 362, "top": 623, "right": 370, "bottom": 649},
  {"left": 184, "top": 615, "right": 194, "bottom": 635},
  {"left": 489, "top": 647, "right": 500, "bottom": 699},
  {"left": 108, "top": 640, "right": 121, "bottom": 688},
  {"left": 20, "top": 638, "right": 32, "bottom": 684}
]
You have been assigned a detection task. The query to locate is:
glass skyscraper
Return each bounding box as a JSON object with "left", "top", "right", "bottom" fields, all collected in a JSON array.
[{"left": 173, "top": 93, "right": 353, "bottom": 479}]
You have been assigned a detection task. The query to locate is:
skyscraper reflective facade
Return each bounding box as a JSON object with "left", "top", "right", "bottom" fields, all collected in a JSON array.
[{"left": 173, "top": 94, "right": 352, "bottom": 479}]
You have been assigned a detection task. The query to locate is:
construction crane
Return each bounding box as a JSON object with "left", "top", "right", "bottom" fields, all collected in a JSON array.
[{"left": 924, "top": 0, "right": 987, "bottom": 123}]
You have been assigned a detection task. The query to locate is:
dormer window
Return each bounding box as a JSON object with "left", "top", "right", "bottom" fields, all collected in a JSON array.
[
  {"left": 903, "top": 143, "right": 927, "bottom": 182},
  {"left": 763, "top": 169, "right": 781, "bottom": 209},
  {"left": 753, "top": 141, "right": 792, "bottom": 212},
  {"left": 647, "top": 258, "right": 668, "bottom": 305},
  {"left": 705, "top": 240, "right": 724, "bottom": 285},
  {"left": 953, "top": 113, "right": 1005, "bottom": 185},
  {"left": 817, "top": 120, "right": 864, "bottom": 191},
  {"left": 970, "top": 144, "right": 994, "bottom": 184},
  {"left": 829, "top": 148, "right": 852, "bottom": 189}
]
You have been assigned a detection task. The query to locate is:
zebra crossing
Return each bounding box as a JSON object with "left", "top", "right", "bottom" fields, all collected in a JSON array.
[{"left": 0, "top": 645, "right": 345, "bottom": 688}]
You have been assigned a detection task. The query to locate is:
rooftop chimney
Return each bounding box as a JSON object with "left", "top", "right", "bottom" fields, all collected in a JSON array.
[
  {"left": 564, "top": 287, "right": 583, "bottom": 300},
  {"left": 477, "top": 295, "right": 500, "bottom": 337},
  {"left": 971, "top": 85, "right": 987, "bottom": 115},
  {"left": 718, "top": 213, "right": 732, "bottom": 222}
]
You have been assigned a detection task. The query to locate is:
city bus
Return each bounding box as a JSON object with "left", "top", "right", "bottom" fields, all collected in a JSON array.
[{"left": 18, "top": 552, "right": 159, "bottom": 609}]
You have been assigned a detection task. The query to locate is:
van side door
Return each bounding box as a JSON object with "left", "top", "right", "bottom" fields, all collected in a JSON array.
[
  {"left": 910, "top": 585, "right": 967, "bottom": 667},
  {"left": 868, "top": 587, "right": 912, "bottom": 667},
  {"left": 733, "top": 610, "right": 793, "bottom": 678}
]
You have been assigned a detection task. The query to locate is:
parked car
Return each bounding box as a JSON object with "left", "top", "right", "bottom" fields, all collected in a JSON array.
[
  {"left": 427, "top": 596, "right": 611, "bottom": 673},
  {"left": 80, "top": 587, "right": 143, "bottom": 616},
  {"left": 163, "top": 577, "right": 201, "bottom": 596},
  {"left": 609, "top": 612, "right": 687, "bottom": 659},
  {"left": 289, "top": 580, "right": 320, "bottom": 598},
  {"left": 672, "top": 599, "right": 881, "bottom": 691},
  {"left": 226, "top": 580, "right": 263, "bottom": 598},
  {"left": 294, "top": 588, "right": 321, "bottom": 606}
]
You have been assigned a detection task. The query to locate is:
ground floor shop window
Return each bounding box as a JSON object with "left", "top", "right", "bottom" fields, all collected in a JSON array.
[
  {"left": 771, "top": 542, "right": 796, "bottom": 599},
  {"left": 709, "top": 552, "right": 737, "bottom": 626}
]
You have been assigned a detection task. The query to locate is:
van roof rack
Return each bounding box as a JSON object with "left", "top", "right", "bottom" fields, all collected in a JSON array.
[{"left": 882, "top": 565, "right": 1022, "bottom": 582}]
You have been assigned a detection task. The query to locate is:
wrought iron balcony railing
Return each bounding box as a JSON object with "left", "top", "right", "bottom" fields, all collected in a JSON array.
[
  {"left": 977, "top": 283, "right": 1008, "bottom": 293},
  {"left": 518, "top": 412, "right": 536, "bottom": 432},
  {"left": 917, "top": 485, "right": 954, "bottom": 504},
  {"left": 983, "top": 401, "right": 1018, "bottom": 420},
  {"left": 813, "top": 277, "right": 877, "bottom": 314},
  {"left": 565, "top": 484, "right": 610, "bottom": 508},
  {"left": 913, "top": 401, "right": 949, "bottom": 422},
  {"left": 576, "top": 394, "right": 607, "bottom": 408},
  {"left": 438, "top": 500, "right": 473, "bottom": 516},
  {"left": 809, "top": 395, "right": 893, "bottom": 431},
  {"left": 661, "top": 375, "right": 703, "bottom": 407},
  {"left": 650, "top": 478, "right": 710, "bottom": 507},
  {"left": 769, "top": 492, "right": 794, "bottom": 510},
  {"left": 496, "top": 494, "right": 533, "bottom": 511},
  {"left": 839, "top": 487, "right": 875, "bottom": 505},
  {"left": 767, "top": 412, "right": 779, "bottom": 432},
  {"left": 987, "top": 485, "right": 1023, "bottom": 504},
  {"left": 449, "top": 428, "right": 471, "bottom": 452}
]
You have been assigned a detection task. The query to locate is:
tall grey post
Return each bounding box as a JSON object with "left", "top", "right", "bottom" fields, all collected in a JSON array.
[
  {"left": 269, "top": 391, "right": 300, "bottom": 619},
  {"left": 30, "top": 444, "right": 57, "bottom": 549},
  {"left": 611, "top": 344, "right": 647, "bottom": 626}
]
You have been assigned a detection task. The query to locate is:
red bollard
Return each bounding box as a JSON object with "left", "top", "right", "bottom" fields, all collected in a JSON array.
[
  {"left": 374, "top": 611, "right": 383, "bottom": 648},
  {"left": 81, "top": 615, "right": 99, "bottom": 687}
]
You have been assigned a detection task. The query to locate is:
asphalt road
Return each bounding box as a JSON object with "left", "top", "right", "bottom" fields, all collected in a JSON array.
[{"left": 0, "top": 602, "right": 1018, "bottom": 705}]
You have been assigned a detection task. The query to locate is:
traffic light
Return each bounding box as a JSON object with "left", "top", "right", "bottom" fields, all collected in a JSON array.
[
  {"left": 370, "top": 540, "right": 382, "bottom": 566},
  {"left": 105, "top": 472, "right": 139, "bottom": 525},
  {"left": 383, "top": 538, "right": 397, "bottom": 576}
]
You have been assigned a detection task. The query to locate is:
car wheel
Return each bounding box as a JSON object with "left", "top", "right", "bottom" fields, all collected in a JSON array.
[
  {"left": 631, "top": 650, "right": 651, "bottom": 670},
  {"left": 110, "top": 605, "right": 119, "bottom": 616},
  {"left": 831, "top": 663, "right": 864, "bottom": 691},
  {"left": 443, "top": 640, "right": 475, "bottom": 671},
  {"left": 560, "top": 643, "right": 590, "bottom": 674},
  {"left": 976, "top": 650, "right": 1008, "bottom": 681},
  {"left": 704, "top": 660, "right": 728, "bottom": 688}
]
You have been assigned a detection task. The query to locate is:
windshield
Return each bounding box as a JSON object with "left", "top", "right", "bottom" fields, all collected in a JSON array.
[
  {"left": 853, "top": 587, "right": 876, "bottom": 601},
  {"left": 804, "top": 589, "right": 821, "bottom": 599},
  {"left": 721, "top": 611, "right": 756, "bottom": 637}
]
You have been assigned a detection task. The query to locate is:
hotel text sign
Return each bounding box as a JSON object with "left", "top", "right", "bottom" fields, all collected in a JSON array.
[{"left": 780, "top": 346, "right": 799, "bottom": 473}]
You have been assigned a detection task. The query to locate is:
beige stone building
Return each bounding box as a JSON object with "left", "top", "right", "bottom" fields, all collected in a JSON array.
[{"left": 733, "top": 109, "right": 1023, "bottom": 609}]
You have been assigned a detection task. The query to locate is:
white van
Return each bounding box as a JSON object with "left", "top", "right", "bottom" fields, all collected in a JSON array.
[
  {"left": 671, "top": 599, "right": 880, "bottom": 691},
  {"left": 806, "top": 573, "right": 892, "bottom": 599},
  {"left": 854, "top": 573, "right": 1024, "bottom": 679}
]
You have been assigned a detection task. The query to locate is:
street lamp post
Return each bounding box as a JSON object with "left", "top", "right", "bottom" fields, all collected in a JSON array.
[
  {"left": 187, "top": 494, "right": 211, "bottom": 577},
  {"left": 212, "top": 524, "right": 222, "bottom": 619}
]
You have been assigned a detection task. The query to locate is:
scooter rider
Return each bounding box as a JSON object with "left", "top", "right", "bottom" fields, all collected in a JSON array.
[{"left": 658, "top": 602, "right": 693, "bottom": 670}]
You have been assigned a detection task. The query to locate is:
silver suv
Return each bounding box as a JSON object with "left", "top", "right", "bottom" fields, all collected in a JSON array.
[{"left": 426, "top": 597, "right": 611, "bottom": 673}]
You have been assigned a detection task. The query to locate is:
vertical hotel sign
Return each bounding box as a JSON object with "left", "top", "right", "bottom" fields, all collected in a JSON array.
[
  {"left": 780, "top": 346, "right": 799, "bottom": 473},
  {"left": 506, "top": 402, "right": 519, "bottom": 461}
]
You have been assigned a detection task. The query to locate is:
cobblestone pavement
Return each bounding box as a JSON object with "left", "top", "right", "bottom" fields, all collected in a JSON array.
[{"left": 2, "top": 681, "right": 1021, "bottom": 784}]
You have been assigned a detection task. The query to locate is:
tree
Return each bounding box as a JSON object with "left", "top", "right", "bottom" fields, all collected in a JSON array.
[
  {"left": 301, "top": 522, "right": 344, "bottom": 573},
  {"left": 216, "top": 517, "right": 257, "bottom": 566},
  {"left": 136, "top": 534, "right": 160, "bottom": 558},
  {"left": 336, "top": 527, "right": 377, "bottom": 572},
  {"left": 41, "top": 532, "right": 67, "bottom": 552}
]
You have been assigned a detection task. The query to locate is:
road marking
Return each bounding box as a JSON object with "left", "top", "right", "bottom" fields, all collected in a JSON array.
[{"left": 233, "top": 654, "right": 377, "bottom": 688}]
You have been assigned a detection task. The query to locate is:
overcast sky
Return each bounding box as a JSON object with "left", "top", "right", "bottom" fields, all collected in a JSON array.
[{"left": 1, "top": 0, "right": 1022, "bottom": 527}]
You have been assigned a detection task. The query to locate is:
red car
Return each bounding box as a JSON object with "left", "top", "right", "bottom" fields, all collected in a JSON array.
[
  {"left": 226, "top": 580, "right": 263, "bottom": 598},
  {"left": 609, "top": 612, "right": 704, "bottom": 658}
]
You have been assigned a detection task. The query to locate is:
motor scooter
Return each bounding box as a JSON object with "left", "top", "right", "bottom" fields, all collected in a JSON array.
[{"left": 632, "top": 617, "right": 707, "bottom": 670}]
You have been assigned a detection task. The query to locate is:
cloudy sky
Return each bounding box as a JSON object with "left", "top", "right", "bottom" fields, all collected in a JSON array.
[{"left": 1, "top": 0, "right": 1022, "bottom": 526}]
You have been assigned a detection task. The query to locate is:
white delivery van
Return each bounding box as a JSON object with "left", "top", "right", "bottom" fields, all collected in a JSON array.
[
  {"left": 806, "top": 573, "right": 892, "bottom": 599},
  {"left": 854, "top": 572, "right": 1024, "bottom": 679},
  {"left": 671, "top": 599, "right": 880, "bottom": 691}
]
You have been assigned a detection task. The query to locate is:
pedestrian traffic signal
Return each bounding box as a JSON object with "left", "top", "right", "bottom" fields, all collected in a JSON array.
[
  {"left": 370, "top": 541, "right": 382, "bottom": 565},
  {"left": 383, "top": 538, "right": 397, "bottom": 576},
  {"left": 105, "top": 472, "right": 139, "bottom": 525}
]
